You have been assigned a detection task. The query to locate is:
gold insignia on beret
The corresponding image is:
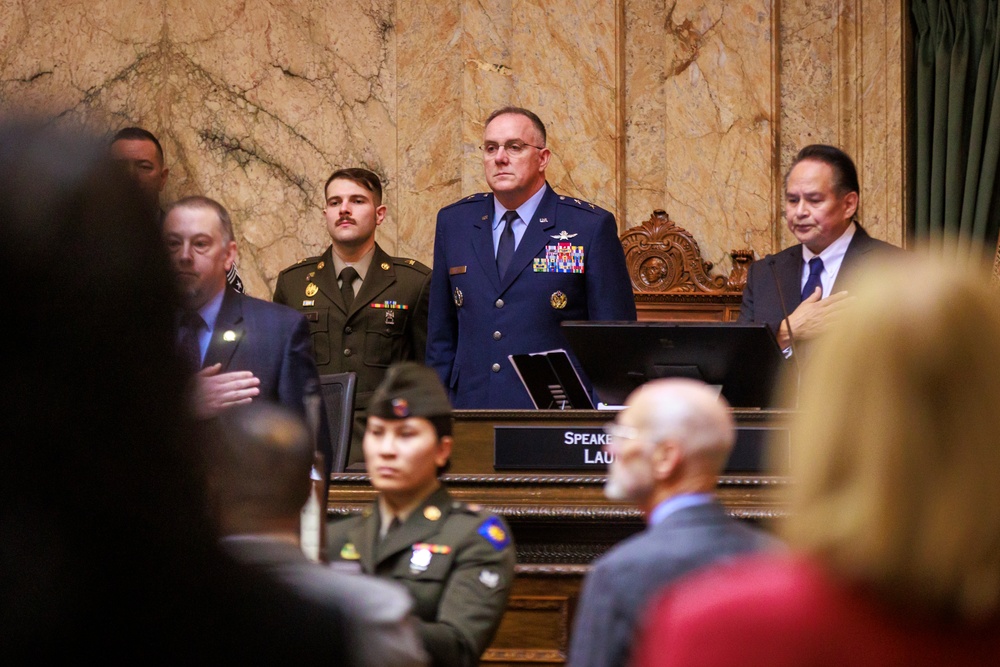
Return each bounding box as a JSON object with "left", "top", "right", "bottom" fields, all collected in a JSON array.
[
  {"left": 222, "top": 330, "right": 237, "bottom": 342},
  {"left": 381, "top": 262, "right": 390, "bottom": 270},
  {"left": 340, "top": 543, "right": 360, "bottom": 560},
  {"left": 305, "top": 283, "right": 319, "bottom": 297},
  {"left": 550, "top": 291, "right": 567, "bottom": 309},
  {"left": 424, "top": 506, "right": 442, "bottom": 521},
  {"left": 317, "top": 261, "right": 325, "bottom": 270}
]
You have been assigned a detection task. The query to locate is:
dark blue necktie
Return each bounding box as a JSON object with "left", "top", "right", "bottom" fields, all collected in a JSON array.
[
  {"left": 801, "top": 257, "right": 824, "bottom": 301},
  {"left": 496, "top": 210, "right": 518, "bottom": 278},
  {"left": 177, "top": 310, "right": 204, "bottom": 371}
]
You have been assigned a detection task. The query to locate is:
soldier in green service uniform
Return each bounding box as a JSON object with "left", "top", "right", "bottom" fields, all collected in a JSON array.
[
  {"left": 273, "top": 168, "right": 431, "bottom": 467},
  {"left": 327, "top": 362, "right": 516, "bottom": 667}
]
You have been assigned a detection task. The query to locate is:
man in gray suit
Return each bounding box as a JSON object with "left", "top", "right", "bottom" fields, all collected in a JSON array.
[
  {"left": 567, "top": 379, "right": 779, "bottom": 667},
  {"left": 206, "top": 401, "right": 428, "bottom": 667}
]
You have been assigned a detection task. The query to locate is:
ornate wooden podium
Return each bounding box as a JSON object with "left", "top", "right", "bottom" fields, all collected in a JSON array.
[{"left": 327, "top": 409, "right": 790, "bottom": 665}]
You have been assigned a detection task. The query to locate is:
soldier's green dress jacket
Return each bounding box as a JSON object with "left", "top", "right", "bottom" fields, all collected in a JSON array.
[
  {"left": 273, "top": 243, "right": 431, "bottom": 463},
  {"left": 273, "top": 242, "right": 431, "bottom": 406},
  {"left": 327, "top": 486, "right": 516, "bottom": 667}
]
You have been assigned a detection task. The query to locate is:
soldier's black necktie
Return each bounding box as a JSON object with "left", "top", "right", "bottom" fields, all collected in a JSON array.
[
  {"left": 801, "top": 257, "right": 824, "bottom": 301},
  {"left": 339, "top": 266, "right": 359, "bottom": 311},
  {"left": 382, "top": 516, "right": 402, "bottom": 541},
  {"left": 496, "top": 210, "right": 518, "bottom": 278},
  {"left": 177, "top": 310, "right": 204, "bottom": 372}
]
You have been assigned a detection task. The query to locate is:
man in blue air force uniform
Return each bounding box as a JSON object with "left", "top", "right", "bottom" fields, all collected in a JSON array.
[{"left": 426, "top": 106, "right": 636, "bottom": 408}]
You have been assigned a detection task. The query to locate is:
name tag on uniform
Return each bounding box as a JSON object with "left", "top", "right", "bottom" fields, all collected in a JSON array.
[{"left": 449, "top": 266, "right": 467, "bottom": 275}]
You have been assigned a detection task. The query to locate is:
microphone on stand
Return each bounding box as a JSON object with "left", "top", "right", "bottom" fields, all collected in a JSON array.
[{"left": 769, "top": 258, "right": 801, "bottom": 408}]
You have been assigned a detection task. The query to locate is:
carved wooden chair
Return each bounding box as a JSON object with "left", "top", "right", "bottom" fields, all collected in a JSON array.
[{"left": 619, "top": 210, "right": 751, "bottom": 321}]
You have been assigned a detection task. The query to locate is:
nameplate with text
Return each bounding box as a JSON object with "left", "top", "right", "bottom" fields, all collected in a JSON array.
[
  {"left": 494, "top": 426, "right": 612, "bottom": 470},
  {"left": 493, "top": 425, "right": 789, "bottom": 473}
]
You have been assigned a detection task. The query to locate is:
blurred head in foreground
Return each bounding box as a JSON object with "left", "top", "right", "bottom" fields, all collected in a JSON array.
[
  {"left": 781, "top": 254, "right": 1000, "bottom": 620},
  {"left": 603, "top": 378, "right": 735, "bottom": 514},
  {"left": 0, "top": 118, "right": 344, "bottom": 660},
  {"left": 207, "top": 401, "right": 315, "bottom": 537}
]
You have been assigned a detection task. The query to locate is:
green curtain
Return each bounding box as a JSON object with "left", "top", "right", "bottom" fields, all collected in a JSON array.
[{"left": 913, "top": 0, "right": 1000, "bottom": 261}]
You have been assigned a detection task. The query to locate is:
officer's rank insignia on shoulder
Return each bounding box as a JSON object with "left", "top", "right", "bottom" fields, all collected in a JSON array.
[
  {"left": 443, "top": 193, "right": 490, "bottom": 210},
  {"left": 340, "top": 543, "right": 360, "bottom": 560},
  {"left": 558, "top": 195, "right": 600, "bottom": 212},
  {"left": 477, "top": 516, "right": 510, "bottom": 551}
]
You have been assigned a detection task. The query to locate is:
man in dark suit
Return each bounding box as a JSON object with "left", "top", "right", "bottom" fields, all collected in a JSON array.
[
  {"left": 426, "top": 106, "right": 636, "bottom": 409},
  {"left": 568, "top": 378, "right": 779, "bottom": 667},
  {"left": 738, "top": 144, "right": 900, "bottom": 351},
  {"left": 207, "top": 401, "right": 428, "bottom": 667},
  {"left": 163, "top": 196, "right": 324, "bottom": 461},
  {"left": 274, "top": 168, "right": 431, "bottom": 465},
  {"left": 111, "top": 127, "right": 244, "bottom": 292}
]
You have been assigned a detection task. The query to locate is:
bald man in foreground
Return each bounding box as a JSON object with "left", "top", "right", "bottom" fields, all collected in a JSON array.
[{"left": 567, "top": 379, "right": 780, "bottom": 667}]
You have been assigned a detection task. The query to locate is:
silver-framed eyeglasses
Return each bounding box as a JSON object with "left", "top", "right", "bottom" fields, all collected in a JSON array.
[{"left": 480, "top": 140, "right": 545, "bottom": 158}]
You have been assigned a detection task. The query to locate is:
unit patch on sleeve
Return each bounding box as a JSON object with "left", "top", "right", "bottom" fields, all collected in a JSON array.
[{"left": 477, "top": 516, "right": 510, "bottom": 551}]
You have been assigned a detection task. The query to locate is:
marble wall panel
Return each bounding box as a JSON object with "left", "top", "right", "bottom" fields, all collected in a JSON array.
[
  {"left": 625, "top": 0, "right": 776, "bottom": 272},
  {"left": 779, "top": 0, "right": 907, "bottom": 251},
  {"left": 0, "top": 0, "right": 397, "bottom": 299},
  {"left": 1, "top": 0, "right": 908, "bottom": 296}
]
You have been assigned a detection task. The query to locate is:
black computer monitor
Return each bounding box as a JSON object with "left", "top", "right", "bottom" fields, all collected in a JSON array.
[{"left": 560, "top": 321, "right": 788, "bottom": 408}]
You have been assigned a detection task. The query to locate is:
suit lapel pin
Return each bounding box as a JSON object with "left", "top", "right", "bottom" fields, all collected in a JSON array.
[
  {"left": 317, "top": 261, "right": 325, "bottom": 270},
  {"left": 381, "top": 262, "right": 390, "bottom": 270},
  {"left": 222, "top": 330, "right": 237, "bottom": 342},
  {"left": 340, "top": 543, "right": 360, "bottom": 560},
  {"left": 424, "top": 506, "right": 442, "bottom": 521}
]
